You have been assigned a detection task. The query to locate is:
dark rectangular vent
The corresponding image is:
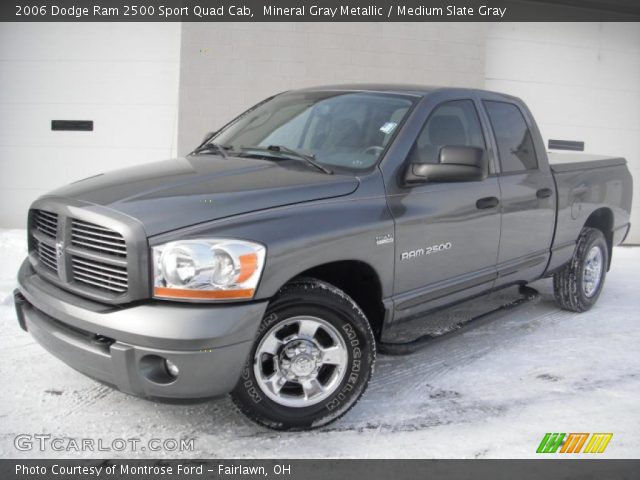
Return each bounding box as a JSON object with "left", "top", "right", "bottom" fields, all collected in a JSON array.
[
  {"left": 51, "top": 120, "right": 93, "bottom": 131},
  {"left": 548, "top": 139, "right": 584, "bottom": 151}
]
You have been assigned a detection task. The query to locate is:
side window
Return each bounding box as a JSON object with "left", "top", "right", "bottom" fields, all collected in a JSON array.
[
  {"left": 484, "top": 101, "right": 538, "bottom": 173},
  {"left": 409, "top": 99, "right": 486, "bottom": 164}
]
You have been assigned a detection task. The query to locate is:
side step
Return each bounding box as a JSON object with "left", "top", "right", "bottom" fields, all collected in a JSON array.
[{"left": 378, "top": 285, "right": 539, "bottom": 356}]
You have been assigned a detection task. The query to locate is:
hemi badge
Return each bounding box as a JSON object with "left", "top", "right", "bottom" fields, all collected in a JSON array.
[{"left": 375, "top": 234, "right": 394, "bottom": 246}]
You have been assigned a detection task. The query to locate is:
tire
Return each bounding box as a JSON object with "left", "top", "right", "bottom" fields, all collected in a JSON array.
[
  {"left": 553, "top": 227, "right": 609, "bottom": 312},
  {"left": 231, "top": 278, "right": 376, "bottom": 430}
]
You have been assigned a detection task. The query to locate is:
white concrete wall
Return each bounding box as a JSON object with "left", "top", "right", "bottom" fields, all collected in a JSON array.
[
  {"left": 0, "top": 23, "right": 181, "bottom": 228},
  {"left": 485, "top": 22, "right": 640, "bottom": 243},
  {"left": 2, "top": 22, "right": 638, "bottom": 243},
  {"left": 177, "top": 22, "right": 487, "bottom": 154}
]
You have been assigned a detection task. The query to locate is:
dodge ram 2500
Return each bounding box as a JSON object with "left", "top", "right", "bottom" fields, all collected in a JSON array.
[{"left": 15, "top": 85, "right": 632, "bottom": 430}]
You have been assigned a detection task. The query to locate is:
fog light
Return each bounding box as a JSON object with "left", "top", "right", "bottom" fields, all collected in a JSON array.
[{"left": 165, "top": 359, "right": 180, "bottom": 377}]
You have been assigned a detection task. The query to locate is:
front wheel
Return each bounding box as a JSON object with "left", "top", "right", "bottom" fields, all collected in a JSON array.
[
  {"left": 231, "top": 278, "right": 376, "bottom": 430},
  {"left": 553, "top": 227, "right": 608, "bottom": 312}
]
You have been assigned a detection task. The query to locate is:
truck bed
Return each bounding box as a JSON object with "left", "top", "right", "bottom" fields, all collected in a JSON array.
[
  {"left": 546, "top": 151, "right": 632, "bottom": 275},
  {"left": 549, "top": 152, "right": 627, "bottom": 173}
]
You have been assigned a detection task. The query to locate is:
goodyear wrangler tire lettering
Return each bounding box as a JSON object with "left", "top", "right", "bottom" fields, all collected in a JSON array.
[{"left": 230, "top": 278, "right": 375, "bottom": 430}]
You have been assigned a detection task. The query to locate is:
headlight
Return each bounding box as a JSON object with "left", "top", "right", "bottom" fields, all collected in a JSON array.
[{"left": 152, "top": 239, "right": 266, "bottom": 301}]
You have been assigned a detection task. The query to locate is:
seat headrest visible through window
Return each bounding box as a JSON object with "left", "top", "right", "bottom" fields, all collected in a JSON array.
[
  {"left": 428, "top": 115, "right": 467, "bottom": 147},
  {"left": 330, "top": 118, "right": 363, "bottom": 148}
]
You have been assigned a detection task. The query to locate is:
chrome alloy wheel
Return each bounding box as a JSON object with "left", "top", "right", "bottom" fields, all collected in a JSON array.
[
  {"left": 253, "top": 316, "right": 348, "bottom": 408},
  {"left": 582, "top": 245, "right": 604, "bottom": 298}
]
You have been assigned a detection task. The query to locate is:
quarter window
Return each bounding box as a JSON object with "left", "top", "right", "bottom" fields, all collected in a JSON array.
[{"left": 484, "top": 101, "right": 538, "bottom": 173}]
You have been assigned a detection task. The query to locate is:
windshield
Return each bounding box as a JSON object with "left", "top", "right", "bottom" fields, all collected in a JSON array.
[{"left": 209, "top": 91, "right": 415, "bottom": 171}]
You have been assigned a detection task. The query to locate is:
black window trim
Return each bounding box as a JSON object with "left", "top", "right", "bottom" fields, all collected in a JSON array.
[{"left": 482, "top": 99, "right": 540, "bottom": 176}]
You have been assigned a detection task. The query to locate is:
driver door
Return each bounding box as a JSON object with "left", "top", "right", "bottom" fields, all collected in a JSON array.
[{"left": 387, "top": 98, "right": 501, "bottom": 319}]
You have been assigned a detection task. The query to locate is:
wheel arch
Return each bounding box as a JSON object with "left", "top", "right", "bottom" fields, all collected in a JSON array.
[
  {"left": 584, "top": 207, "right": 614, "bottom": 269},
  {"left": 282, "top": 260, "right": 386, "bottom": 341}
]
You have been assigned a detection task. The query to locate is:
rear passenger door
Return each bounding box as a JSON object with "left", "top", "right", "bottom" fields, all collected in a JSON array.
[{"left": 480, "top": 98, "right": 556, "bottom": 285}]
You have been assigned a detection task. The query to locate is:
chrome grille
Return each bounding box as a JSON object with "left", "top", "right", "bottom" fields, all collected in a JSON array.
[
  {"left": 71, "top": 219, "right": 127, "bottom": 257},
  {"left": 29, "top": 207, "right": 136, "bottom": 300},
  {"left": 34, "top": 238, "right": 58, "bottom": 272},
  {"left": 34, "top": 210, "right": 58, "bottom": 238},
  {"left": 71, "top": 256, "right": 128, "bottom": 293}
]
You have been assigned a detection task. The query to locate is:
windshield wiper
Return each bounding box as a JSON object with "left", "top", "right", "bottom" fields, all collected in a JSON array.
[
  {"left": 240, "top": 145, "right": 333, "bottom": 174},
  {"left": 190, "top": 142, "right": 231, "bottom": 159}
]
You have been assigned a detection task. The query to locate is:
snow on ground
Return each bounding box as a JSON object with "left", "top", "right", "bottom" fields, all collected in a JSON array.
[{"left": 0, "top": 228, "right": 638, "bottom": 459}]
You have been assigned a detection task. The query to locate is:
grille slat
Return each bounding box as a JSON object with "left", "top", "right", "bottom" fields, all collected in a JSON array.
[
  {"left": 36, "top": 222, "right": 56, "bottom": 236},
  {"left": 73, "top": 264, "right": 128, "bottom": 282},
  {"left": 72, "top": 274, "right": 128, "bottom": 293},
  {"left": 72, "top": 257, "right": 128, "bottom": 277},
  {"left": 39, "top": 256, "right": 57, "bottom": 268},
  {"left": 71, "top": 256, "right": 128, "bottom": 293},
  {"left": 31, "top": 209, "right": 130, "bottom": 297},
  {"left": 72, "top": 220, "right": 120, "bottom": 234},
  {"left": 38, "top": 218, "right": 57, "bottom": 227},
  {"left": 71, "top": 226, "right": 124, "bottom": 241},
  {"left": 73, "top": 272, "right": 128, "bottom": 289},
  {"left": 39, "top": 248, "right": 57, "bottom": 263},
  {"left": 36, "top": 217, "right": 57, "bottom": 229},
  {"left": 71, "top": 233, "right": 128, "bottom": 249},
  {"left": 35, "top": 240, "right": 58, "bottom": 272},
  {"left": 71, "top": 220, "right": 126, "bottom": 257},
  {"left": 34, "top": 210, "right": 58, "bottom": 239},
  {"left": 70, "top": 240, "right": 127, "bottom": 256}
]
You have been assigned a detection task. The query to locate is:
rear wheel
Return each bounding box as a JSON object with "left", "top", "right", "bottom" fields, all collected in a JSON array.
[
  {"left": 231, "top": 278, "right": 376, "bottom": 430},
  {"left": 553, "top": 227, "right": 608, "bottom": 312}
]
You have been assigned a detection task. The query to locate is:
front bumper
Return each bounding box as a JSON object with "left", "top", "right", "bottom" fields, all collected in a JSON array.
[{"left": 16, "top": 260, "right": 268, "bottom": 399}]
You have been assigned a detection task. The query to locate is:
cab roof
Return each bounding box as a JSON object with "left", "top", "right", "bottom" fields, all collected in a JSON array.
[{"left": 295, "top": 84, "right": 518, "bottom": 100}]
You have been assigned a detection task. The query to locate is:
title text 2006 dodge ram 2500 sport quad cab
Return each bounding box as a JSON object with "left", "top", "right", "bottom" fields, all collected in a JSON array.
[{"left": 15, "top": 85, "right": 632, "bottom": 430}]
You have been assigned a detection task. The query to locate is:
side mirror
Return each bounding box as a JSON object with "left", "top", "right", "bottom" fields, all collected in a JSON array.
[{"left": 404, "top": 146, "right": 487, "bottom": 185}]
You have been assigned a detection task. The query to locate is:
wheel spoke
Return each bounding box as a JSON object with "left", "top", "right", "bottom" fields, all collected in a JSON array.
[
  {"left": 301, "top": 378, "right": 324, "bottom": 399},
  {"left": 320, "top": 345, "right": 347, "bottom": 367},
  {"left": 297, "top": 319, "right": 320, "bottom": 339},
  {"left": 582, "top": 246, "right": 603, "bottom": 298},
  {"left": 253, "top": 315, "right": 350, "bottom": 408},
  {"left": 263, "top": 371, "right": 287, "bottom": 395},
  {"left": 260, "top": 335, "right": 283, "bottom": 356}
]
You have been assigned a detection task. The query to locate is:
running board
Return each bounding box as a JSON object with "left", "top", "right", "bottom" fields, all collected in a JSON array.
[{"left": 378, "top": 285, "right": 540, "bottom": 356}]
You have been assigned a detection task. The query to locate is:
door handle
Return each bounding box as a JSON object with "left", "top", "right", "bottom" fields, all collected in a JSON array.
[
  {"left": 476, "top": 196, "right": 500, "bottom": 209},
  {"left": 536, "top": 188, "right": 553, "bottom": 199}
]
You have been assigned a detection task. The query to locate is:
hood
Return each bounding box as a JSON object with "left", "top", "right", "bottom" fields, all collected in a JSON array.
[{"left": 48, "top": 156, "right": 359, "bottom": 235}]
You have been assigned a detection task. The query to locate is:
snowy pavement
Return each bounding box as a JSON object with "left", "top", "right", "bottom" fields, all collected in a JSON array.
[{"left": 0, "top": 228, "right": 639, "bottom": 459}]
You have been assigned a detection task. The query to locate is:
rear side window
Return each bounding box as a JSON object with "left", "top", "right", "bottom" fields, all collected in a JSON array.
[
  {"left": 484, "top": 101, "right": 538, "bottom": 173},
  {"left": 409, "top": 99, "right": 486, "bottom": 164}
]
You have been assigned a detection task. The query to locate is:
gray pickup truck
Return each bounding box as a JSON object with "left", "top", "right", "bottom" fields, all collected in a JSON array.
[{"left": 15, "top": 85, "right": 632, "bottom": 430}]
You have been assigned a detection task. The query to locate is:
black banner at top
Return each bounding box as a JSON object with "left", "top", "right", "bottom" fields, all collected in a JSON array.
[{"left": 3, "top": 0, "right": 640, "bottom": 22}]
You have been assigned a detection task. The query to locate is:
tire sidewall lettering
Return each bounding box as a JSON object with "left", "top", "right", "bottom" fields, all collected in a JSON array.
[
  {"left": 326, "top": 324, "right": 365, "bottom": 412},
  {"left": 241, "top": 313, "right": 279, "bottom": 405}
]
